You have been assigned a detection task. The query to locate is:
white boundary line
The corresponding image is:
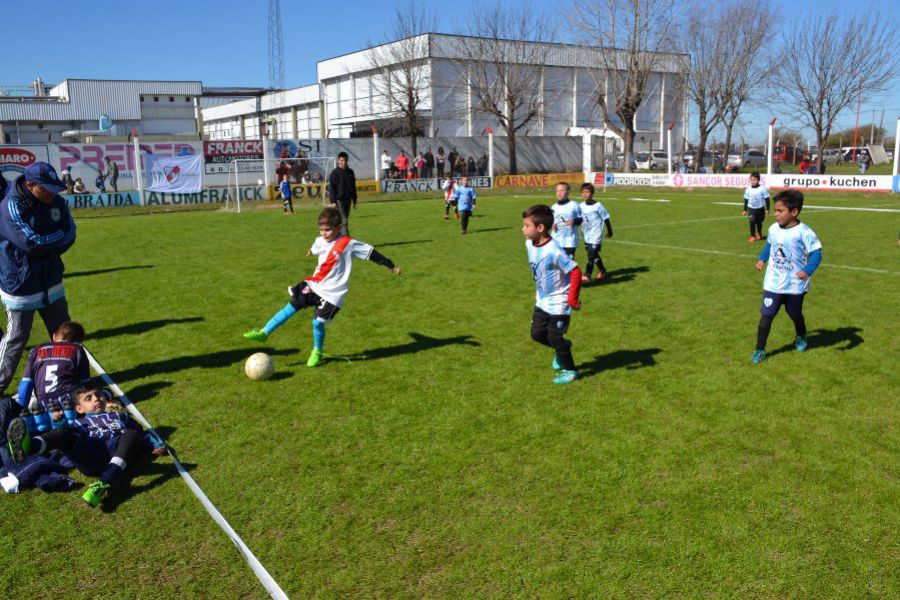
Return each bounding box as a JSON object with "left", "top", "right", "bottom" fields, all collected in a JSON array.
[
  {"left": 84, "top": 348, "right": 289, "bottom": 600},
  {"left": 712, "top": 201, "right": 900, "bottom": 213},
  {"left": 612, "top": 239, "right": 900, "bottom": 275}
]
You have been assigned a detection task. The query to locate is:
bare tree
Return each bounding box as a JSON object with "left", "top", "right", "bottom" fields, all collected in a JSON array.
[
  {"left": 456, "top": 3, "right": 555, "bottom": 174},
  {"left": 681, "top": 4, "right": 725, "bottom": 172},
  {"left": 365, "top": 2, "right": 435, "bottom": 156},
  {"left": 776, "top": 11, "right": 898, "bottom": 172},
  {"left": 572, "top": 0, "right": 685, "bottom": 173},
  {"left": 713, "top": 0, "right": 777, "bottom": 171}
]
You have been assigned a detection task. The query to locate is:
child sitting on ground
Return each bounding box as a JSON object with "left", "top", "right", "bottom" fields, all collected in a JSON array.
[{"left": 6, "top": 381, "right": 166, "bottom": 507}]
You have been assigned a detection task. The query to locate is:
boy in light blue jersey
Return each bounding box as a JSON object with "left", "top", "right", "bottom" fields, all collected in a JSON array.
[
  {"left": 742, "top": 172, "right": 769, "bottom": 242},
  {"left": 551, "top": 182, "right": 582, "bottom": 256},
  {"left": 751, "top": 189, "right": 822, "bottom": 363},
  {"left": 522, "top": 204, "right": 583, "bottom": 384},
  {"left": 279, "top": 175, "right": 294, "bottom": 214},
  {"left": 452, "top": 176, "right": 477, "bottom": 234},
  {"left": 579, "top": 183, "right": 613, "bottom": 281}
]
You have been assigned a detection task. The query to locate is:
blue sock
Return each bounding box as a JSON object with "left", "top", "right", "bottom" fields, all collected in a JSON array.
[
  {"left": 312, "top": 318, "right": 326, "bottom": 351},
  {"left": 263, "top": 303, "right": 297, "bottom": 335}
]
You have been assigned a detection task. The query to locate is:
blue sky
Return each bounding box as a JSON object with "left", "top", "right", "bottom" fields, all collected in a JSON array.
[{"left": 5, "top": 0, "right": 898, "bottom": 143}]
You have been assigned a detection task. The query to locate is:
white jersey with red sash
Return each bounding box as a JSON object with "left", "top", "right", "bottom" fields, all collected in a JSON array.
[{"left": 305, "top": 235, "right": 374, "bottom": 307}]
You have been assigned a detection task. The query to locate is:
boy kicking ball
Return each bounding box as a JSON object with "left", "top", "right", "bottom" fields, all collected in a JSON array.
[
  {"left": 244, "top": 207, "right": 401, "bottom": 367},
  {"left": 751, "top": 190, "right": 822, "bottom": 363},
  {"left": 522, "top": 205, "right": 583, "bottom": 384}
]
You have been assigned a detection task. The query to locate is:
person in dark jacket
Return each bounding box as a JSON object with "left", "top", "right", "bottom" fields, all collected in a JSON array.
[
  {"left": 0, "top": 163, "right": 76, "bottom": 394},
  {"left": 104, "top": 157, "right": 119, "bottom": 193},
  {"left": 327, "top": 152, "right": 357, "bottom": 235}
]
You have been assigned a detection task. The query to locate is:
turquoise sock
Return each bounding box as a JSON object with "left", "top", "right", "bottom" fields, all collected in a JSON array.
[
  {"left": 312, "top": 318, "right": 326, "bottom": 351},
  {"left": 263, "top": 303, "right": 297, "bottom": 334}
]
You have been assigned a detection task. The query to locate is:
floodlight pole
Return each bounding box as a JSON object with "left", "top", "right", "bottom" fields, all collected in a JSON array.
[
  {"left": 767, "top": 117, "right": 776, "bottom": 177},
  {"left": 893, "top": 117, "right": 899, "bottom": 177},
  {"left": 132, "top": 129, "right": 144, "bottom": 205},
  {"left": 666, "top": 121, "right": 675, "bottom": 176}
]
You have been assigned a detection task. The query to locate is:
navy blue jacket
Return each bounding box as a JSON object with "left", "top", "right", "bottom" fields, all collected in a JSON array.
[{"left": 0, "top": 176, "right": 76, "bottom": 310}]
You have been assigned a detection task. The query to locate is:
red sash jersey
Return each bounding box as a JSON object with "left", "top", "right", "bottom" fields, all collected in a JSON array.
[{"left": 305, "top": 236, "right": 376, "bottom": 308}]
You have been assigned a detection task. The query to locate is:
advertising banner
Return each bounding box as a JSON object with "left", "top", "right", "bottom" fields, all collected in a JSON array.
[
  {"left": 0, "top": 145, "right": 50, "bottom": 183},
  {"left": 144, "top": 186, "right": 266, "bottom": 206},
  {"left": 590, "top": 172, "right": 895, "bottom": 192},
  {"left": 203, "top": 140, "right": 264, "bottom": 174},
  {"left": 63, "top": 192, "right": 142, "bottom": 209},
  {"left": 894, "top": 175, "right": 900, "bottom": 193},
  {"left": 597, "top": 172, "right": 672, "bottom": 187},
  {"left": 145, "top": 153, "right": 203, "bottom": 193},
  {"left": 58, "top": 142, "right": 201, "bottom": 187},
  {"left": 493, "top": 172, "right": 583, "bottom": 188},
  {"left": 271, "top": 180, "right": 380, "bottom": 201},
  {"left": 381, "top": 177, "right": 492, "bottom": 193}
]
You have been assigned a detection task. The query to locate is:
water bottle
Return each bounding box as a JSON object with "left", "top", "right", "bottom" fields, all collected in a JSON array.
[
  {"left": 62, "top": 397, "right": 78, "bottom": 426},
  {"left": 19, "top": 403, "right": 36, "bottom": 433},
  {"left": 32, "top": 403, "right": 51, "bottom": 432}
]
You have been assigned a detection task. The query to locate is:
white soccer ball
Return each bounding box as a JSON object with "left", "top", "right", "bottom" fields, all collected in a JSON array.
[{"left": 245, "top": 352, "right": 274, "bottom": 381}]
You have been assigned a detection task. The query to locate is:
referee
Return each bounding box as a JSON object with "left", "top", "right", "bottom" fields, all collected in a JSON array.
[{"left": 327, "top": 151, "right": 357, "bottom": 235}]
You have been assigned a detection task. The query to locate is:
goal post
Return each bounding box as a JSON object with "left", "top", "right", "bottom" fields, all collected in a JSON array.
[{"left": 225, "top": 156, "right": 337, "bottom": 212}]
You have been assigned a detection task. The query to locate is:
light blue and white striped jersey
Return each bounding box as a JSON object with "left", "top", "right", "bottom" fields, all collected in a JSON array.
[
  {"left": 453, "top": 186, "right": 477, "bottom": 212},
  {"left": 763, "top": 222, "right": 822, "bottom": 294},
  {"left": 551, "top": 201, "right": 582, "bottom": 248},
  {"left": 743, "top": 184, "right": 769, "bottom": 209},
  {"left": 526, "top": 238, "right": 577, "bottom": 315},
  {"left": 580, "top": 201, "right": 610, "bottom": 245}
]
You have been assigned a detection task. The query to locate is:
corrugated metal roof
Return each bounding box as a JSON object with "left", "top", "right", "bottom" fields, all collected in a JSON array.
[
  {"left": 0, "top": 79, "right": 203, "bottom": 122},
  {"left": 201, "top": 84, "right": 321, "bottom": 122}
]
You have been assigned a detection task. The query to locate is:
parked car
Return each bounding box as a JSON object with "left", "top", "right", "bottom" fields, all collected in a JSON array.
[
  {"left": 821, "top": 149, "right": 841, "bottom": 163},
  {"left": 841, "top": 147, "right": 870, "bottom": 162},
  {"left": 772, "top": 145, "right": 803, "bottom": 163},
  {"left": 726, "top": 150, "right": 767, "bottom": 169},
  {"left": 684, "top": 151, "right": 722, "bottom": 170},
  {"left": 635, "top": 150, "right": 672, "bottom": 170}
]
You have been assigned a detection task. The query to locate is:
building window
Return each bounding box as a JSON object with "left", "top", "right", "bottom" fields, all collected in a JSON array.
[
  {"left": 169, "top": 96, "right": 174, "bottom": 102},
  {"left": 154, "top": 96, "right": 159, "bottom": 102},
  {"left": 185, "top": 97, "right": 191, "bottom": 102},
  {"left": 140, "top": 95, "right": 144, "bottom": 102}
]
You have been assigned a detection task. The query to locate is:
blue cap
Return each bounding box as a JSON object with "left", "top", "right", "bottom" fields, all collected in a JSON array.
[{"left": 24, "top": 162, "right": 66, "bottom": 194}]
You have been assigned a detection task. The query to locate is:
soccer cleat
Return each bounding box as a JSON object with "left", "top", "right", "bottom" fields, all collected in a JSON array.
[
  {"left": 581, "top": 275, "right": 589, "bottom": 283},
  {"left": 751, "top": 349, "right": 766, "bottom": 363},
  {"left": 455, "top": 213, "right": 459, "bottom": 219},
  {"left": 243, "top": 329, "right": 268, "bottom": 343},
  {"left": 596, "top": 272, "right": 606, "bottom": 281},
  {"left": 553, "top": 370, "right": 578, "bottom": 384},
  {"left": 755, "top": 233, "right": 762, "bottom": 240},
  {"left": 794, "top": 336, "right": 808, "bottom": 352},
  {"left": 82, "top": 481, "right": 110, "bottom": 508},
  {"left": 6, "top": 417, "right": 30, "bottom": 463},
  {"left": 748, "top": 236, "right": 756, "bottom": 243},
  {"left": 307, "top": 348, "right": 323, "bottom": 368},
  {"left": 552, "top": 355, "right": 562, "bottom": 371},
  {"left": 443, "top": 215, "right": 449, "bottom": 220}
]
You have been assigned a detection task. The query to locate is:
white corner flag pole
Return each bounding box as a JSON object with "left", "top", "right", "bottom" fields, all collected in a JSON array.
[
  {"left": 132, "top": 130, "right": 144, "bottom": 205},
  {"left": 666, "top": 121, "right": 674, "bottom": 176},
  {"left": 83, "top": 348, "right": 288, "bottom": 600}
]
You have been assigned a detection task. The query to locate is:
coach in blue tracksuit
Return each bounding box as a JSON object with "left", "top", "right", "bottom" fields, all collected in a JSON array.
[{"left": 0, "top": 162, "right": 76, "bottom": 394}]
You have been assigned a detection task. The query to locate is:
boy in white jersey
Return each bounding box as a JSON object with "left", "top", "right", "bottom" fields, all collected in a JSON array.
[
  {"left": 751, "top": 190, "right": 822, "bottom": 363},
  {"left": 742, "top": 172, "right": 769, "bottom": 242},
  {"left": 442, "top": 177, "right": 458, "bottom": 220},
  {"left": 579, "top": 183, "right": 614, "bottom": 281},
  {"left": 244, "top": 207, "right": 401, "bottom": 367},
  {"left": 551, "top": 182, "right": 582, "bottom": 257},
  {"left": 522, "top": 204, "right": 583, "bottom": 384}
]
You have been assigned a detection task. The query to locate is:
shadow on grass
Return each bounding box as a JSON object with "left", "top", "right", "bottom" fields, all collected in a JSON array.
[
  {"left": 767, "top": 326, "right": 864, "bottom": 357},
  {"left": 374, "top": 239, "right": 434, "bottom": 248},
  {"left": 65, "top": 265, "right": 154, "bottom": 279},
  {"left": 101, "top": 456, "right": 196, "bottom": 512},
  {"left": 345, "top": 332, "right": 480, "bottom": 362},
  {"left": 112, "top": 348, "right": 296, "bottom": 382},
  {"left": 579, "top": 348, "right": 662, "bottom": 378},
  {"left": 467, "top": 227, "right": 514, "bottom": 235},
  {"left": 89, "top": 317, "right": 205, "bottom": 341},
  {"left": 123, "top": 380, "right": 174, "bottom": 403},
  {"left": 587, "top": 266, "right": 650, "bottom": 287}
]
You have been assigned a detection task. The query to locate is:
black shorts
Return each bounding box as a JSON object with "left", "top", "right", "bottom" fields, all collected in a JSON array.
[
  {"left": 446, "top": 198, "right": 458, "bottom": 206},
  {"left": 760, "top": 290, "right": 805, "bottom": 317},
  {"left": 748, "top": 207, "right": 765, "bottom": 222},
  {"left": 289, "top": 282, "right": 341, "bottom": 322}
]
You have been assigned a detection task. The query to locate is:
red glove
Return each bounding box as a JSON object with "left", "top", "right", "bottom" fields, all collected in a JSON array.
[{"left": 568, "top": 266, "right": 583, "bottom": 310}]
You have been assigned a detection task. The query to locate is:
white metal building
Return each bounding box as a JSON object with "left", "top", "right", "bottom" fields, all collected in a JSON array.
[
  {"left": 0, "top": 79, "right": 265, "bottom": 144},
  {"left": 201, "top": 33, "right": 690, "bottom": 151}
]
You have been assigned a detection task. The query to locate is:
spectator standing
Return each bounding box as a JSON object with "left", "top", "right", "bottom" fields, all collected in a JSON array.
[
  {"left": 423, "top": 147, "right": 435, "bottom": 179},
  {"left": 0, "top": 163, "right": 76, "bottom": 394},
  {"left": 380, "top": 150, "right": 392, "bottom": 180},
  {"left": 798, "top": 155, "right": 812, "bottom": 174},
  {"left": 448, "top": 147, "right": 459, "bottom": 176},
  {"left": 327, "top": 152, "right": 358, "bottom": 236},
  {"left": 436, "top": 147, "right": 446, "bottom": 178},
  {"left": 95, "top": 171, "right": 107, "bottom": 193},
  {"left": 104, "top": 157, "right": 119, "bottom": 192},
  {"left": 395, "top": 151, "right": 410, "bottom": 178},
  {"left": 467, "top": 156, "right": 477, "bottom": 177},
  {"left": 454, "top": 154, "right": 466, "bottom": 177},
  {"left": 60, "top": 166, "right": 75, "bottom": 194},
  {"left": 414, "top": 153, "right": 425, "bottom": 178},
  {"left": 477, "top": 152, "right": 488, "bottom": 177},
  {"left": 858, "top": 152, "right": 869, "bottom": 174}
]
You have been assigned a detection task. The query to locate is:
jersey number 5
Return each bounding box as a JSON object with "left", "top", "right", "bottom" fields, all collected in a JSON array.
[{"left": 44, "top": 365, "right": 59, "bottom": 393}]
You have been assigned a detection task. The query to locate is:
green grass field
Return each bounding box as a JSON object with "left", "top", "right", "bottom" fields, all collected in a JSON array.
[{"left": 1, "top": 185, "right": 898, "bottom": 598}]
